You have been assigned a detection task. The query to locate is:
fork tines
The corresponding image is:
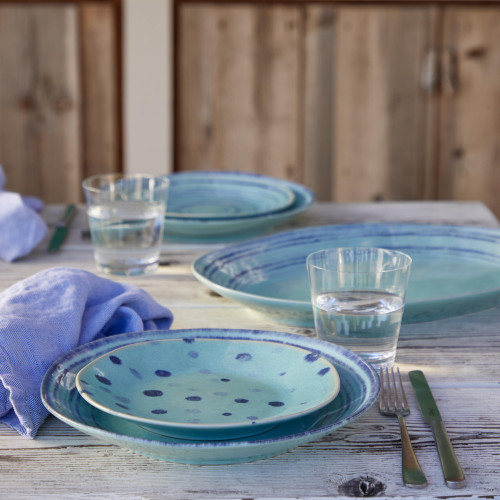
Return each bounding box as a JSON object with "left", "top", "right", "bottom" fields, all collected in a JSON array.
[{"left": 380, "top": 367, "right": 409, "bottom": 416}]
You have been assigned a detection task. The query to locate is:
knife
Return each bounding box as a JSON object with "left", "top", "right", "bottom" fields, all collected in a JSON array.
[
  {"left": 408, "top": 370, "right": 466, "bottom": 489},
  {"left": 48, "top": 204, "right": 77, "bottom": 252}
]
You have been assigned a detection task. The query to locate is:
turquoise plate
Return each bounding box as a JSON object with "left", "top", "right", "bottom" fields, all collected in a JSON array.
[
  {"left": 76, "top": 338, "right": 339, "bottom": 440},
  {"left": 165, "top": 174, "right": 294, "bottom": 219},
  {"left": 163, "top": 172, "right": 314, "bottom": 241},
  {"left": 192, "top": 223, "right": 500, "bottom": 326},
  {"left": 41, "top": 329, "right": 379, "bottom": 465}
]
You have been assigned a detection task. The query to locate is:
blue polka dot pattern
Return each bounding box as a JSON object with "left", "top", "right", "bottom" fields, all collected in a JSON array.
[
  {"left": 95, "top": 375, "right": 111, "bottom": 386},
  {"left": 143, "top": 390, "right": 163, "bottom": 397},
  {"left": 235, "top": 353, "right": 252, "bottom": 361},
  {"left": 76, "top": 337, "right": 340, "bottom": 438},
  {"left": 305, "top": 353, "right": 320, "bottom": 362}
]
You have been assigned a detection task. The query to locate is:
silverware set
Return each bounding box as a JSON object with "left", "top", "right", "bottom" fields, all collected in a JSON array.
[{"left": 379, "top": 367, "right": 466, "bottom": 489}]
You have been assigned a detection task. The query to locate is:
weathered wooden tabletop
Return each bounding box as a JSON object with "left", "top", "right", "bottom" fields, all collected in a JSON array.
[{"left": 1, "top": 201, "right": 499, "bottom": 500}]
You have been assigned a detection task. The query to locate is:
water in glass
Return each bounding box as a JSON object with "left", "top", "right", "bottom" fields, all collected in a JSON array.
[
  {"left": 312, "top": 289, "right": 404, "bottom": 368},
  {"left": 88, "top": 200, "right": 164, "bottom": 276}
]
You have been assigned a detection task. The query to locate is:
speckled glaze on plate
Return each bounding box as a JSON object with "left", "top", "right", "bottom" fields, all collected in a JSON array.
[
  {"left": 163, "top": 172, "right": 314, "bottom": 241},
  {"left": 41, "top": 329, "right": 379, "bottom": 465},
  {"left": 192, "top": 223, "right": 500, "bottom": 326},
  {"left": 76, "top": 338, "right": 339, "bottom": 440},
  {"left": 165, "top": 175, "right": 295, "bottom": 219}
]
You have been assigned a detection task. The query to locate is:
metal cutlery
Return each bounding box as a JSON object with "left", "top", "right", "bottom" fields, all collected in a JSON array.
[
  {"left": 48, "top": 204, "right": 77, "bottom": 252},
  {"left": 379, "top": 367, "right": 428, "bottom": 488},
  {"left": 409, "top": 370, "right": 466, "bottom": 489}
]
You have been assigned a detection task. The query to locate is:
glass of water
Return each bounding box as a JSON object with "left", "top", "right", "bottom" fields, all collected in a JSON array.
[
  {"left": 82, "top": 174, "right": 169, "bottom": 276},
  {"left": 306, "top": 247, "right": 411, "bottom": 371}
]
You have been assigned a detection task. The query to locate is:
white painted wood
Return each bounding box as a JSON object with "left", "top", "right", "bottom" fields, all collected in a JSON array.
[
  {"left": 1, "top": 202, "right": 499, "bottom": 499},
  {"left": 123, "top": 0, "right": 172, "bottom": 175}
]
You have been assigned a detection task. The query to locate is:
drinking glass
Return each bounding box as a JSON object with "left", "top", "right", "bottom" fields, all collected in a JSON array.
[
  {"left": 307, "top": 247, "right": 411, "bottom": 370},
  {"left": 82, "top": 174, "right": 169, "bottom": 276}
]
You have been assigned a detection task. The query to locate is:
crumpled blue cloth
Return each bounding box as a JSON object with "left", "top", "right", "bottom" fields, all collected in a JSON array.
[
  {"left": 0, "top": 267, "right": 174, "bottom": 438},
  {"left": 0, "top": 165, "right": 47, "bottom": 262}
]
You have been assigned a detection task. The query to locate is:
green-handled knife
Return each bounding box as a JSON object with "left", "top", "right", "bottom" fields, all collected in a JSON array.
[
  {"left": 48, "top": 204, "right": 77, "bottom": 252},
  {"left": 408, "top": 370, "right": 466, "bottom": 489}
]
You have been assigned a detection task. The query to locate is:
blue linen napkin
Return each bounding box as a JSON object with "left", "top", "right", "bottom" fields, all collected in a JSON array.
[
  {"left": 0, "top": 165, "right": 47, "bottom": 262},
  {"left": 0, "top": 267, "right": 174, "bottom": 438}
]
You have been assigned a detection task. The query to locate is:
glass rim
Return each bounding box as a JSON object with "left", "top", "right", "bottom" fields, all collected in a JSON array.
[
  {"left": 306, "top": 247, "right": 412, "bottom": 273},
  {"left": 82, "top": 173, "right": 169, "bottom": 193}
]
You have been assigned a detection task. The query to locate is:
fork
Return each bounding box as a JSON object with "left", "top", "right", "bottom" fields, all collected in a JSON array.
[{"left": 379, "top": 367, "right": 428, "bottom": 488}]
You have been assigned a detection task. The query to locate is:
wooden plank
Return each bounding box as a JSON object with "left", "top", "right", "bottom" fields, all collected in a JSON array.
[
  {"left": 0, "top": 5, "right": 35, "bottom": 194},
  {"left": 439, "top": 6, "right": 500, "bottom": 219},
  {"left": 333, "top": 6, "right": 438, "bottom": 203},
  {"left": 31, "top": 5, "right": 82, "bottom": 202},
  {"left": 177, "top": 4, "right": 440, "bottom": 203},
  {"left": 1, "top": 201, "right": 500, "bottom": 498},
  {"left": 176, "top": 0, "right": 500, "bottom": 4},
  {"left": 302, "top": 5, "right": 336, "bottom": 200},
  {"left": 0, "top": 4, "right": 81, "bottom": 202},
  {"left": 80, "top": 3, "right": 120, "bottom": 182},
  {"left": 0, "top": 2, "right": 120, "bottom": 203},
  {"left": 177, "top": 4, "right": 302, "bottom": 180},
  {"left": 0, "top": 387, "right": 499, "bottom": 498}
]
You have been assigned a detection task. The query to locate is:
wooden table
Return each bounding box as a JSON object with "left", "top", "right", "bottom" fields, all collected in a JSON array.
[{"left": 1, "top": 201, "right": 499, "bottom": 499}]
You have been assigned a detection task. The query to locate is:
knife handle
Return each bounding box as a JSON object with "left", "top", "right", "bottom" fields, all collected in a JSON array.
[
  {"left": 60, "top": 203, "right": 77, "bottom": 227},
  {"left": 430, "top": 419, "right": 466, "bottom": 488}
]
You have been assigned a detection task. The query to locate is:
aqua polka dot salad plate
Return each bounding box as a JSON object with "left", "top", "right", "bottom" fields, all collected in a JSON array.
[
  {"left": 41, "top": 328, "right": 379, "bottom": 465},
  {"left": 75, "top": 337, "right": 340, "bottom": 440}
]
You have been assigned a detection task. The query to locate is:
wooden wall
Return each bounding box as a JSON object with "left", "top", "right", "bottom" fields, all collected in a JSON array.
[
  {"left": 175, "top": 2, "right": 500, "bottom": 218},
  {"left": 0, "top": 1, "right": 121, "bottom": 203},
  {"left": 3, "top": 1, "right": 500, "bottom": 217}
]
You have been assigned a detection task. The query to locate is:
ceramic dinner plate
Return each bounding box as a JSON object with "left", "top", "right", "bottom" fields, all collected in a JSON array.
[
  {"left": 41, "top": 328, "right": 379, "bottom": 465},
  {"left": 76, "top": 338, "right": 340, "bottom": 440},
  {"left": 165, "top": 174, "right": 295, "bottom": 219},
  {"left": 163, "top": 172, "right": 314, "bottom": 241},
  {"left": 192, "top": 223, "right": 500, "bottom": 326}
]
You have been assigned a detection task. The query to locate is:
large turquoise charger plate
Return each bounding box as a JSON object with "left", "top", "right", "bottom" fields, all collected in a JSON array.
[
  {"left": 192, "top": 223, "right": 500, "bottom": 326},
  {"left": 41, "top": 328, "right": 378, "bottom": 465},
  {"left": 163, "top": 172, "right": 314, "bottom": 241}
]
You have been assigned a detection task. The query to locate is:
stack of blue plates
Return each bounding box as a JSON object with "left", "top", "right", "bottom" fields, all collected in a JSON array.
[
  {"left": 41, "top": 328, "right": 379, "bottom": 465},
  {"left": 163, "top": 172, "right": 314, "bottom": 241}
]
